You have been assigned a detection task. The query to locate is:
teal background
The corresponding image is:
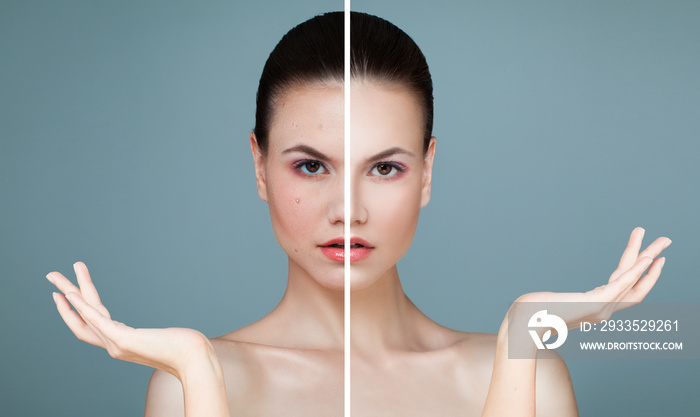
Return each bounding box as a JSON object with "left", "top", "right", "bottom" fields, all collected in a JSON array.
[
  {"left": 364, "top": 1, "right": 700, "bottom": 416},
  {"left": 1, "top": 1, "right": 698, "bottom": 416}
]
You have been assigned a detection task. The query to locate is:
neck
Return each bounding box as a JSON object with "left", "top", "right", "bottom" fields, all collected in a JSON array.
[
  {"left": 349, "top": 265, "right": 428, "bottom": 357},
  {"left": 259, "top": 260, "right": 439, "bottom": 357}
]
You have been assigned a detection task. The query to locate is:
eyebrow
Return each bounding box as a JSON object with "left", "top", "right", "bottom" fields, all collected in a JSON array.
[
  {"left": 281, "top": 144, "right": 330, "bottom": 160},
  {"left": 364, "top": 147, "right": 415, "bottom": 164},
  {"left": 281, "top": 144, "right": 415, "bottom": 163}
]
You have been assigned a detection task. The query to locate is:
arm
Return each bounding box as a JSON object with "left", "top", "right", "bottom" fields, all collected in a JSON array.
[
  {"left": 481, "top": 227, "right": 669, "bottom": 417},
  {"left": 47, "top": 262, "right": 230, "bottom": 417},
  {"left": 145, "top": 370, "right": 185, "bottom": 417},
  {"left": 144, "top": 353, "right": 228, "bottom": 417},
  {"left": 482, "top": 317, "right": 578, "bottom": 417},
  {"left": 481, "top": 318, "right": 537, "bottom": 417},
  {"left": 534, "top": 351, "right": 577, "bottom": 416}
]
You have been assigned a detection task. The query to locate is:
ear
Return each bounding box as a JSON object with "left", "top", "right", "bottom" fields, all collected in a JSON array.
[
  {"left": 420, "top": 137, "right": 436, "bottom": 208},
  {"left": 250, "top": 132, "right": 268, "bottom": 202}
]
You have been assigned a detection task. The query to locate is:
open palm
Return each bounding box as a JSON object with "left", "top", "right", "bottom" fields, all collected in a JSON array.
[
  {"left": 47, "top": 262, "right": 212, "bottom": 378},
  {"left": 514, "top": 227, "right": 671, "bottom": 330}
]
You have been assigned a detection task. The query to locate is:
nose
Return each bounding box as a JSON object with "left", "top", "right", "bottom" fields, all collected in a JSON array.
[
  {"left": 350, "top": 179, "right": 368, "bottom": 225},
  {"left": 326, "top": 176, "right": 345, "bottom": 225},
  {"left": 325, "top": 176, "right": 368, "bottom": 225}
]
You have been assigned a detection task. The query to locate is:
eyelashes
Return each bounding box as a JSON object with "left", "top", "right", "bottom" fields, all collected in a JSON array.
[
  {"left": 292, "top": 159, "right": 328, "bottom": 176},
  {"left": 291, "top": 159, "right": 408, "bottom": 179},
  {"left": 368, "top": 162, "right": 406, "bottom": 179}
]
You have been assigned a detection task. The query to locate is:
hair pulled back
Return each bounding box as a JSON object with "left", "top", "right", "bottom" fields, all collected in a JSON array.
[{"left": 254, "top": 11, "right": 433, "bottom": 154}]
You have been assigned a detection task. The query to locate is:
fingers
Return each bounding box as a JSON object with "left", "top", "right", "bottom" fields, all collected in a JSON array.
[
  {"left": 614, "top": 227, "right": 645, "bottom": 278},
  {"left": 47, "top": 262, "right": 111, "bottom": 318},
  {"left": 65, "top": 291, "right": 115, "bottom": 333},
  {"left": 638, "top": 237, "right": 672, "bottom": 263},
  {"left": 46, "top": 271, "right": 81, "bottom": 296},
  {"left": 65, "top": 291, "right": 138, "bottom": 361},
  {"left": 605, "top": 256, "right": 653, "bottom": 299},
  {"left": 52, "top": 291, "right": 103, "bottom": 346},
  {"left": 610, "top": 228, "right": 671, "bottom": 283},
  {"left": 64, "top": 292, "right": 123, "bottom": 349},
  {"left": 47, "top": 262, "right": 117, "bottom": 347},
  {"left": 620, "top": 257, "right": 666, "bottom": 304},
  {"left": 73, "top": 262, "right": 110, "bottom": 318}
]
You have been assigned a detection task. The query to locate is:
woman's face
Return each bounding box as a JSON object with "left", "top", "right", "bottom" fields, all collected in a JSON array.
[{"left": 251, "top": 82, "right": 435, "bottom": 292}]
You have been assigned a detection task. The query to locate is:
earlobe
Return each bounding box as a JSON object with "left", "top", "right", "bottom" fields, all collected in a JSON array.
[
  {"left": 249, "top": 132, "right": 268, "bottom": 202},
  {"left": 420, "top": 137, "right": 437, "bottom": 208}
]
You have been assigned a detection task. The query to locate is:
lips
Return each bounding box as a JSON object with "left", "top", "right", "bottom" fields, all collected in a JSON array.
[{"left": 319, "top": 237, "right": 373, "bottom": 262}]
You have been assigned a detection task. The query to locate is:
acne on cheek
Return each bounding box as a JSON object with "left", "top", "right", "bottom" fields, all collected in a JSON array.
[{"left": 269, "top": 181, "right": 319, "bottom": 248}]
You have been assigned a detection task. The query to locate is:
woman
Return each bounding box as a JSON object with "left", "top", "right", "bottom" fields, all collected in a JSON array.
[{"left": 46, "top": 12, "right": 670, "bottom": 416}]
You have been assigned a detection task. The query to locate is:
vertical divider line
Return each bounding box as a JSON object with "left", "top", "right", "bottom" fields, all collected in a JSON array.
[{"left": 343, "top": 3, "right": 351, "bottom": 417}]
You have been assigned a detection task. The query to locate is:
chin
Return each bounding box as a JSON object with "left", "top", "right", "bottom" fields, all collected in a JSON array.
[
  {"left": 346, "top": 264, "right": 396, "bottom": 292},
  {"left": 319, "top": 277, "right": 346, "bottom": 292},
  {"left": 311, "top": 271, "right": 385, "bottom": 293},
  {"left": 289, "top": 255, "right": 346, "bottom": 292},
  {"left": 307, "top": 267, "right": 346, "bottom": 292}
]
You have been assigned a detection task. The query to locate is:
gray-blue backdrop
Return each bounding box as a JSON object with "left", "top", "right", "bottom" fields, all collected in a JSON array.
[{"left": 1, "top": 1, "right": 698, "bottom": 416}]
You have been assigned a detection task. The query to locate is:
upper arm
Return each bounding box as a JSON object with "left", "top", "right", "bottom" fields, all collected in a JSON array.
[
  {"left": 535, "top": 353, "right": 579, "bottom": 417},
  {"left": 144, "top": 369, "right": 185, "bottom": 417}
]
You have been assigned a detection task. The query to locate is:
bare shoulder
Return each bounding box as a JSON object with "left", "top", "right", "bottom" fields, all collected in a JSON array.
[
  {"left": 209, "top": 334, "right": 260, "bottom": 392},
  {"left": 144, "top": 368, "right": 184, "bottom": 417},
  {"left": 449, "top": 331, "right": 499, "bottom": 390},
  {"left": 143, "top": 336, "right": 255, "bottom": 417},
  {"left": 449, "top": 330, "right": 578, "bottom": 417},
  {"left": 533, "top": 350, "right": 579, "bottom": 417}
]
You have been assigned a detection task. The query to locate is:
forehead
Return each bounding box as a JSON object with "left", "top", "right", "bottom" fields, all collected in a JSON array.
[
  {"left": 350, "top": 82, "right": 424, "bottom": 157},
  {"left": 267, "top": 84, "right": 344, "bottom": 155},
  {"left": 266, "top": 82, "right": 424, "bottom": 157}
]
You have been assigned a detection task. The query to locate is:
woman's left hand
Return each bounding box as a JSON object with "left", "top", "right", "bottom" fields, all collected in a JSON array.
[
  {"left": 511, "top": 227, "right": 671, "bottom": 330},
  {"left": 482, "top": 227, "right": 671, "bottom": 417}
]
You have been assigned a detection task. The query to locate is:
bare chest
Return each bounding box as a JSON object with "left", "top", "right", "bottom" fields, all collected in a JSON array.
[
  {"left": 221, "top": 347, "right": 490, "bottom": 417},
  {"left": 349, "top": 355, "right": 489, "bottom": 417}
]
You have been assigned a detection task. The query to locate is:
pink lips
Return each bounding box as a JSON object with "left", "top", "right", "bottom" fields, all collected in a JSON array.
[{"left": 319, "top": 237, "right": 373, "bottom": 262}]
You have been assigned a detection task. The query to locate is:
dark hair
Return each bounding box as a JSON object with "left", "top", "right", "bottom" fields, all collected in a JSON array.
[{"left": 254, "top": 11, "right": 433, "bottom": 154}]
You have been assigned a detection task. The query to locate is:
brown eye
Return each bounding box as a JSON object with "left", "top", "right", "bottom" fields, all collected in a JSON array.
[
  {"left": 376, "top": 163, "right": 393, "bottom": 176},
  {"left": 305, "top": 162, "right": 320, "bottom": 173}
]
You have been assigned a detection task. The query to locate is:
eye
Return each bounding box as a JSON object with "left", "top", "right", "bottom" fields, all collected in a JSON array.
[
  {"left": 294, "top": 160, "right": 328, "bottom": 176},
  {"left": 369, "top": 162, "right": 405, "bottom": 178}
]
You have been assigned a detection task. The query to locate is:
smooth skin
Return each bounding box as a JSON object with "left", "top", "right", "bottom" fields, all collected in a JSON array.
[{"left": 47, "top": 82, "right": 670, "bottom": 416}]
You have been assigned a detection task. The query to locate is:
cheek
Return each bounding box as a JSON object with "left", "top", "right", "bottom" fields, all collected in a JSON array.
[
  {"left": 267, "top": 174, "right": 324, "bottom": 248},
  {"left": 368, "top": 181, "right": 422, "bottom": 246}
]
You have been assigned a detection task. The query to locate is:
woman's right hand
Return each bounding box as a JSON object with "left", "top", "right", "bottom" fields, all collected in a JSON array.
[
  {"left": 46, "top": 261, "right": 215, "bottom": 380},
  {"left": 48, "top": 262, "right": 230, "bottom": 416}
]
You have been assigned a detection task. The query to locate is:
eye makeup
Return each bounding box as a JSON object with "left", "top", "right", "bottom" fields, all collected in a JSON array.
[
  {"left": 292, "top": 159, "right": 330, "bottom": 177},
  {"left": 367, "top": 161, "right": 408, "bottom": 179}
]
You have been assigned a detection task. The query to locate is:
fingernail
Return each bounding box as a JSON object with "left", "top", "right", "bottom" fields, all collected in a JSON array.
[
  {"left": 664, "top": 239, "right": 672, "bottom": 249},
  {"left": 659, "top": 257, "right": 666, "bottom": 266},
  {"left": 46, "top": 274, "right": 55, "bottom": 284}
]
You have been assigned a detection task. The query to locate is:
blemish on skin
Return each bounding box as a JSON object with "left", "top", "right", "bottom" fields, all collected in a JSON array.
[
  {"left": 294, "top": 248, "right": 299, "bottom": 253},
  {"left": 295, "top": 198, "right": 300, "bottom": 204},
  {"left": 318, "top": 123, "right": 323, "bottom": 129}
]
